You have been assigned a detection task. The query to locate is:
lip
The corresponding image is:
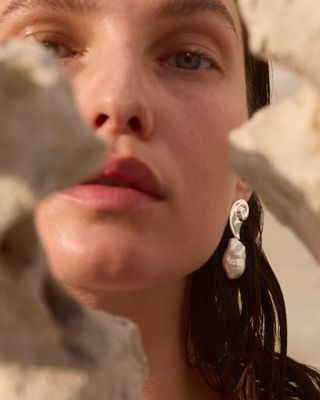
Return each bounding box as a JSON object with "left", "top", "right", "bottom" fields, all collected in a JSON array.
[{"left": 60, "top": 154, "right": 165, "bottom": 211}]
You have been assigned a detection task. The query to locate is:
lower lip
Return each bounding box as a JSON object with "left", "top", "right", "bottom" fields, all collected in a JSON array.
[{"left": 60, "top": 184, "right": 162, "bottom": 211}]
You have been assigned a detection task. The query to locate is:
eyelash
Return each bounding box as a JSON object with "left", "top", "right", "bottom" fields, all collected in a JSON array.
[{"left": 26, "top": 34, "right": 219, "bottom": 72}]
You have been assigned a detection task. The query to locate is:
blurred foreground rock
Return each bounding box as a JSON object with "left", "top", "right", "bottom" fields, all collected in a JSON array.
[
  {"left": 230, "top": 0, "right": 320, "bottom": 263},
  {"left": 0, "top": 41, "right": 147, "bottom": 399}
]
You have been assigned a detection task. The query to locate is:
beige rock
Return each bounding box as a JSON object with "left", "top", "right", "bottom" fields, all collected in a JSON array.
[
  {"left": 229, "top": 0, "right": 320, "bottom": 263},
  {"left": 0, "top": 41, "right": 147, "bottom": 399},
  {"left": 238, "top": 0, "right": 320, "bottom": 86}
]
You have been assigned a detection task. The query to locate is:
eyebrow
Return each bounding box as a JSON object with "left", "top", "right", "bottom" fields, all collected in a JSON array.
[
  {"left": 156, "top": 0, "right": 237, "bottom": 36},
  {"left": 1, "top": 0, "right": 238, "bottom": 38},
  {"left": 0, "top": 0, "right": 102, "bottom": 20}
]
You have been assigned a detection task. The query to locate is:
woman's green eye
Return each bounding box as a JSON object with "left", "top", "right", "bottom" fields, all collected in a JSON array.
[
  {"left": 176, "top": 53, "right": 202, "bottom": 70},
  {"left": 163, "top": 51, "right": 212, "bottom": 71}
]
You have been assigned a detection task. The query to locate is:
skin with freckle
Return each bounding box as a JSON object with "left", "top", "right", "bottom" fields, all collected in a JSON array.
[{"left": 0, "top": 0, "right": 250, "bottom": 291}]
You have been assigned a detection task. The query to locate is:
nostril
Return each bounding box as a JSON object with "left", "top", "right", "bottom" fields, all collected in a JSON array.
[
  {"left": 95, "top": 114, "right": 108, "bottom": 128},
  {"left": 129, "top": 116, "right": 141, "bottom": 132}
]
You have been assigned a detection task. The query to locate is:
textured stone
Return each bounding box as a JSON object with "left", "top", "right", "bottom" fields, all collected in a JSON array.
[
  {"left": 229, "top": 0, "right": 320, "bottom": 263},
  {"left": 0, "top": 41, "right": 147, "bottom": 399},
  {"left": 238, "top": 0, "right": 320, "bottom": 87}
]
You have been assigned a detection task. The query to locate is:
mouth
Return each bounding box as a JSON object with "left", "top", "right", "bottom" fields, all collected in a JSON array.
[
  {"left": 60, "top": 154, "right": 165, "bottom": 210},
  {"left": 81, "top": 172, "right": 163, "bottom": 200},
  {"left": 82, "top": 155, "right": 165, "bottom": 199},
  {"left": 84, "top": 177, "right": 137, "bottom": 190}
]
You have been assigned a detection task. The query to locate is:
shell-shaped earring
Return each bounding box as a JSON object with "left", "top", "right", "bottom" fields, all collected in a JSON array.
[{"left": 223, "top": 199, "right": 250, "bottom": 280}]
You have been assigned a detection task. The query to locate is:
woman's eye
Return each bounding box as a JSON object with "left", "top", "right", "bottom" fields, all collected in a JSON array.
[
  {"left": 162, "top": 51, "right": 213, "bottom": 71},
  {"left": 39, "top": 41, "right": 76, "bottom": 59},
  {"left": 25, "top": 35, "right": 78, "bottom": 59}
]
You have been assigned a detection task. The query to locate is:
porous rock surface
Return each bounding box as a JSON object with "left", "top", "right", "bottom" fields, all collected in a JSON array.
[
  {"left": 0, "top": 41, "right": 147, "bottom": 399},
  {"left": 229, "top": 0, "right": 320, "bottom": 263}
]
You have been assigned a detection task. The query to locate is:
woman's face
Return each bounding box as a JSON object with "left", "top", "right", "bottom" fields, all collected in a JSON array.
[{"left": 0, "top": 0, "right": 250, "bottom": 291}]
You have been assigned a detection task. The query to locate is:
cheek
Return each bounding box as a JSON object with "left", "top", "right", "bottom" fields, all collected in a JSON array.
[{"left": 160, "top": 77, "right": 247, "bottom": 191}]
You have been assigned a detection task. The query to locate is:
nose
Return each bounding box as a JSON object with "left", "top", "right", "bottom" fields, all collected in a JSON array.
[{"left": 76, "top": 53, "right": 154, "bottom": 142}]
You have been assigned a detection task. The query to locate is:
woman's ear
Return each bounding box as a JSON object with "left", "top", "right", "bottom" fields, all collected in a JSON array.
[{"left": 233, "top": 178, "right": 253, "bottom": 203}]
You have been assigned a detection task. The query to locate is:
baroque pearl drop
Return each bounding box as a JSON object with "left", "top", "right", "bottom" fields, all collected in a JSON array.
[{"left": 222, "top": 238, "right": 246, "bottom": 280}]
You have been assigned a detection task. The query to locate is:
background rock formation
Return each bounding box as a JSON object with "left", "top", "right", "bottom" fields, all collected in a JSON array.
[
  {"left": 259, "top": 66, "right": 320, "bottom": 368},
  {"left": 230, "top": 0, "right": 320, "bottom": 263},
  {"left": 0, "top": 41, "right": 147, "bottom": 399}
]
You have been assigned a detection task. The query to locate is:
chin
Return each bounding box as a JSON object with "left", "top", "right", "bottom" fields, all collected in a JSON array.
[
  {"left": 49, "top": 240, "right": 215, "bottom": 294},
  {"left": 35, "top": 196, "right": 224, "bottom": 293},
  {"left": 44, "top": 242, "right": 148, "bottom": 292}
]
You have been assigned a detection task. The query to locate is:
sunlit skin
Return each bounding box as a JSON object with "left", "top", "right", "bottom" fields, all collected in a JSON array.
[{"left": 0, "top": 1, "right": 251, "bottom": 399}]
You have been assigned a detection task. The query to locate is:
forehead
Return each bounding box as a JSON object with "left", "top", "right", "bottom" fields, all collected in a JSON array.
[{"left": 0, "top": 0, "right": 241, "bottom": 36}]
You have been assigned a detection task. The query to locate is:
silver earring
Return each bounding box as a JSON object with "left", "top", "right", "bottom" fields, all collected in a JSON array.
[{"left": 223, "top": 199, "right": 249, "bottom": 280}]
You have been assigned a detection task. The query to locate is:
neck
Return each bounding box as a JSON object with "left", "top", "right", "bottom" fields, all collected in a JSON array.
[{"left": 63, "top": 277, "right": 222, "bottom": 400}]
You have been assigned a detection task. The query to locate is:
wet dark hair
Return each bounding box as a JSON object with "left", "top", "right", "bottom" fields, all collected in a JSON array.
[{"left": 184, "top": 27, "right": 320, "bottom": 400}]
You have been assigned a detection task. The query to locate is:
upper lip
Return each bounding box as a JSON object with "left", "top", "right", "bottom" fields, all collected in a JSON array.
[{"left": 84, "top": 155, "right": 165, "bottom": 199}]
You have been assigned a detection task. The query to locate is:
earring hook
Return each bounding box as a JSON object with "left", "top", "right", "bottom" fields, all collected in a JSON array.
[{"left": 229, "top": 199, "right": 249, "bottom": 239}]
